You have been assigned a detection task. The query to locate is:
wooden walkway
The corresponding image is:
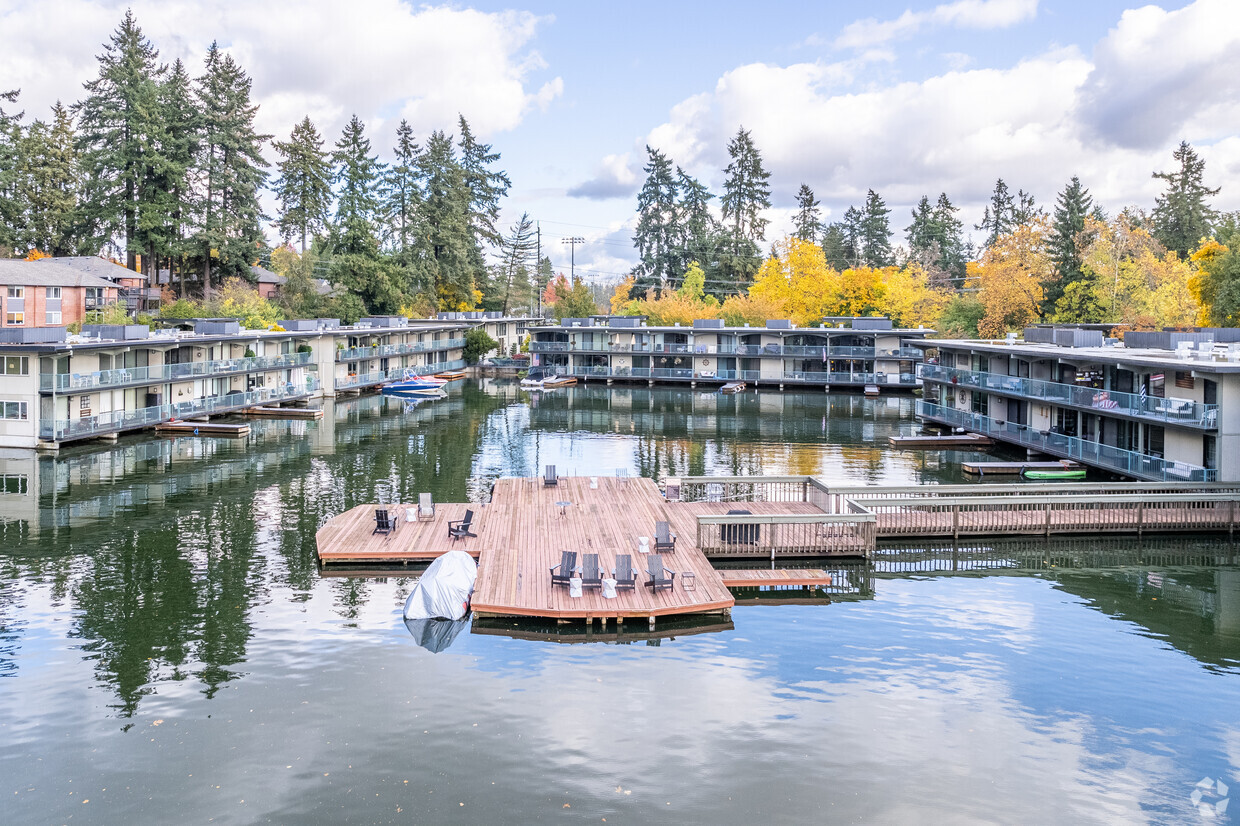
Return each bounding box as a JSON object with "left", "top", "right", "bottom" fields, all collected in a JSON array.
[{"left": 717, "top": 569, "right": 834, "bottom": 587}]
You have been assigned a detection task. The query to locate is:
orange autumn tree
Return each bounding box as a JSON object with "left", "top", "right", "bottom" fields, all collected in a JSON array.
[
  {"left": 749, "top": 237, "right": 839, "bottom": 326},
  {"left": 976, "top": 217, "right": 1053, "bottom": 337}
]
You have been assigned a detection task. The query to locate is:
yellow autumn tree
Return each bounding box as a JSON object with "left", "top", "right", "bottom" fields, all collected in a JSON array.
[
  {"left": 880, "top": 263, "right": 951, "bottom": 329},
  {"left": 976, "top": 217, "right": 1053, "bottom": 337},
  {"left": 1079, "top": 214, "right": 1165, "bottom": 325},
  {"left": 749, "top": 237, "right": 839, "bottom": 325},
  {"left": 719, "top": 292, "right": 785, "bottom": 327},
  {"left": 1189, "top": 239, "right": 1230, "bottom": 325},
  {"left": 610, "top": 275, "right": 638, "bottom": 315},
  {"left": 1140, "top": 249, "right": 1199, "bottom": 328}
]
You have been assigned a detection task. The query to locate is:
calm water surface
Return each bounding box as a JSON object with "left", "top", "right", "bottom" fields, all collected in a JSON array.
[{"left": 1, "top": 380, "right": 1238, "bottom": 825}]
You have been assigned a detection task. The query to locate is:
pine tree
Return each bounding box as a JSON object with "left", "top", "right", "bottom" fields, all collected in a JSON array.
[
  {"left": 492, "top": 211, "right": 536, "bottom": 314},
  {"left": 1044, "top": 175, "right": 1094, "bottom": 315},
  {"left": 821, "top": 222, "right": 853, "bottom": 271},
  {"left": 975, "top": 178, "right": 1015, "bottom": 249},
  {"left": 0, "top": 89, "right": 22, "bottom": 253},
  {"left": 158, "top": 59, "right": 200, "bottom": 295},
  {"left": 457, "top": 115, "right": 510, "bottom": 249},
  {"left": 272, "top": 116, "right": 332, "bottom": 252},
  {"left": 1013, "top": 189, "right": 1043, "bottom": 225},
  {"left": 17, "top": 102, "right": 80, "bottom": 255},
  {"left": 674, "top": 167, "right": 717, "bottom": 281},
  {"left": 383, "top": 119, "right": 422, "bottom": 257},
  {"left": 908, "top": 193, "right": 967, "bottom": 287},
  {"left": 74, "top": 10, "right": 165, "bottom": 269},
  {"left": 906, "top": 196, "right": 936, "bottom": 257},
  {"left": 1152, "top": 141, "right": 1219, "bottom": 257},
  {"left": 419, "top": 130, "right": 475, "bottom": 309},
  {"left": 793, "top": 184, "right": 821, "bottom": 243},
  {"left": 631, "top": 145, "right": 679, "bottom": 295},
  {"left": 859, "top": 189, "right": 893, "bottom": 267},
  {"left": 330, "top": 114, "right": 385, "bottom": 257},
  {"left": 194, "top": 42, "right": 269, "bottom": 292},
  {"left": 933, "top": 193, "right": 968, "bottom": 282},
  {"left": 719, "top": 127, "right": 771, "bottom": 287}
]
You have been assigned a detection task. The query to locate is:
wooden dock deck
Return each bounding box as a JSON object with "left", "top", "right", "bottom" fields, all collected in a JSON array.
[
  {"left": 889, "top": 433, "right": 993, "bottom": 448},
  {"left": 961, "top": 460, "right": 1079, "bottom": 476}
]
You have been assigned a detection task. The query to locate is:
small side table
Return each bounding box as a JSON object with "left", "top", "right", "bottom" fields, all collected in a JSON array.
[
  {"left": 637, "top": 536, "right": 650, "bottom": 554},
  {"left": 682, "top": 571, "right": 696, "bottom": 591},
  {"left": 556, "top": 501, "right": 571, "bottom": 518}
]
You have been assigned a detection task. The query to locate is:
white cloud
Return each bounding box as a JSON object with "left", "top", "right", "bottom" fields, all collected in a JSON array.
[
  {"left": 567, "top": 153, "right": 639, "bottom": 200},
  {"left": 836, "top": 0, "right": 1039, "bottom": 50},
  {"left": 0, "top": 0, "right": 562, "bottom": 142}
]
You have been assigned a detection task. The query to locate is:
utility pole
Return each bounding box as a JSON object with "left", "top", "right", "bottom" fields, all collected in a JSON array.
[
  {"left": 536, "top": 222, "right": 542, "bottom": 317},
  {"left": 562, "top": 236, "right": 585, "bottom": 279}
]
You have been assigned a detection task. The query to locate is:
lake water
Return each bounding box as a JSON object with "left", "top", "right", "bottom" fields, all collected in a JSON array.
[{"left": 2, "top": 380, "right": 1238, "bottom": 824}]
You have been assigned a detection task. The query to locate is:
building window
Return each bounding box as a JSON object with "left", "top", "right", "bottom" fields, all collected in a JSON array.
[
  {"left": 0, "top": 400, "right": 28, "bottom": 420},
  {"left": 1204, "top": 435, "right": 1217, "bottom": 470},
  {"left": 46, "top": 310, "right": 62, "bottom": 324},
  {"left": 7, "top": 286, "right": 24, "bottom": 299},
  {"left": 5, "top": 312, "right": 23, "bottom": 325},
  {"left": 0, "top": 473, "right": 28, "bottom": 494},
  {"left": 45, "top": 286, "right": 61, "bottom": 299},
  {"left": 2, "top": 356, "right": 29, "bottom": 375}
]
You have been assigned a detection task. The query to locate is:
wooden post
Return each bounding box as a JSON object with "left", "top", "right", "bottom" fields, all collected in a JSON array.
[
  {"left": 1137, "top": 500, "right": 1143, "bottom": 536},
  {"left": 1045, "top": 502, "right": 1052, "bottom": 537},
  {"left": 1230, "top": 498, "right": 1235, "bottom": 538},
  {"left": 952, "top": 504, "right": 959, "bottom": 540}
]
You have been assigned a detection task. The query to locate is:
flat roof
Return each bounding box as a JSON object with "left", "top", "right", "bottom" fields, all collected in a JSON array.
[
  {"left": 920, "top": 338, "right": 1240, "bottom": 373},
  {"left": 529, "top": 323, "right": 933, "bottom": 335}
]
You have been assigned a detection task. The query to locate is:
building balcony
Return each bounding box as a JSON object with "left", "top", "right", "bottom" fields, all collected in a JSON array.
[
  {"left": 336, "top": 359, "right": 466, "bottom": 389},
  {"left": 40, "top": 351, "right": 315, "bottom": 393},
  {"left": 915, "top": 400, "right": 1216, "bottom": 482},
  {"left": 40, "top": 378, "right": 322, "bottom": 443},
  {"left": 529, "top": 341, "right": 570, "bottom": 352},
  {"left": 336, "top": 338, "right": 465, "bottom": 361},
  {"left": 917, "top": 363, "right": 1219, "bottom": 429}
]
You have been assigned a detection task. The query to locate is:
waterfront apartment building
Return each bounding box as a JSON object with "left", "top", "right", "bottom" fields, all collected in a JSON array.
[
  {"left": 0, "top": 259, "right": 122, "bottom": 328},
  {"left": 915, "top": 326, "right": 1240, "bottom": 482},
  {"left": 0, "top": 313, "right": 543, "bottom": 450},
  {"left": 526, "top": 316, "right": 930, "bottom": 388}
]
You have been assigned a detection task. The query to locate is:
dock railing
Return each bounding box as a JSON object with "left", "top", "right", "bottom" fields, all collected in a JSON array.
[
  {"left": 696, "top": 507, "right": 876, "bottom": 558},
  {"left": 672, "top": 475, "right": 825, "bottom": 503}
]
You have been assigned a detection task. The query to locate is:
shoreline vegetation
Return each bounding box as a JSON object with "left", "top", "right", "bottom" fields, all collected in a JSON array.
[{"left": 1, "top": 14, "right": 1237, "bottom": 340}]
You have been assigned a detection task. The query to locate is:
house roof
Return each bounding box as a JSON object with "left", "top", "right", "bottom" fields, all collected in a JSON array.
[
  {"left": 33, "top": 255, "right": 143, "bottom": 282},
  {"left": 251, "top": 265, "right": 286, "bottom": 285},
  {"left": 0, "top": 259, "right": 119, "bottom": 289}
]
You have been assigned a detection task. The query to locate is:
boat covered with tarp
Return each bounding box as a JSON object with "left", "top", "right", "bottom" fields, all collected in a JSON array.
[{"left": 403, "top": 550, "right": 477, "bottom": 621}]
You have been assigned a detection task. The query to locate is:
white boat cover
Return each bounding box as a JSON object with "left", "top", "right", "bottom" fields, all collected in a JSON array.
[{"left": 403, "top": 551, "right": 477, "bottom": 620}]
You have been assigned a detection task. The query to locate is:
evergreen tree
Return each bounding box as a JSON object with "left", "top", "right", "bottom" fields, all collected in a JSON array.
[
  {"left": 793, "top": 184, "right": 821, "bottom": 243},
  {"left": 418, "top": 130, "right": 475, "bottom": 308},
  {"left": 1013, "top": 188, "right": 1043, "bottom": 225},
  {"left": 17, "top": 102, "right": 80, "bottom": 255},
  {"left": 490, "top": 211, "right": 536, "bottom": 314},
  {"left": 0, "top": 89, "right": 22, "bottom": 253},
  {"left": 272, "top": 116, "right": 332, "bottom": 252},
  {"left": 906, "top": 196, "right": 936, "bottom": 258},
  {"left": 331, "top": 114, "right": 385, "bottom": 257},
  {"left": 674, "top": 167, "right": 717, "bottom": 282},
  {"left": 821, "top": 222, "right": 853, "bottom": 271},
  {"left": 907, "top": 193, "right": 967, "bottom": 287},
  {"left": 383, "top": 119, "right": 422, "bottom": 256},
  {"left": 1152, "top": 141, "right": 1219, "bottom": 257},
  {"left": 74, "top": 10, "right": 165, "bottom": 269},
  {"left": 157, "top": 59, "right": 200, "bottom": 295},
  {"left": 457, "top": 115, "right": 510, "bottom": 249},
  {"left": 1044, "top": 175, "right": 1094, "bottom": 314},
  {"left": 194, "top": 42, "right": 269, "bottom": 291},
  {"left": 719, "top": 127, "right": 771, "bottom": 288},
  {"left": 933, "top": 193, "right": 969, "bottom": 282},
  {"left": 630, "top": 145, "right": 679, "bottom": 295},
  {"left": 859, "top": 189, "right": 893, "bottom": 267},
  {"left": 975, "top": 178, "right": 1015, "bottom": 249}
]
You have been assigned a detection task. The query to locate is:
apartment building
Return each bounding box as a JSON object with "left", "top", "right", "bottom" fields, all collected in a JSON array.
[
  {"left": 0, "top": 314, "right": 490, "bottom": 450},
  {"left": 915, "top": 326, "right": 1240, "bottom": 482},
  {"left": 0, "top": 259, "right": 122, "bottom": 328},
  {"left": 436, "top": 311, "right": 541, "bottom": 358},
  {"left": 526, "top": 316, "right": 930, "bottom": 388}
]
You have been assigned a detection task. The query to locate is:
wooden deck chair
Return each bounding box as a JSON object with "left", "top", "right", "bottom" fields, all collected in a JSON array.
[
  {"left": 644, "top": 554, "right": 675, "bottom": 592},
  {"left": 654, "top": 520, "right": 676, "bottom": 553},
  {"left": 613, "top": 554, "right": 637, "bottom": 590},
  {"left": 373, "top": 508, "right": 397, "bottom": 535},
  {"left": 580, "top": 553, "right": 603, "bottom": 590},
  {"left": 417, "top": 492, "right": 435, "bottom": 521},
  {"left": 448, "top": 509, "right": 477, "bottom": 541},
  {"left": 544, "top": 465, "right": 558, "bottom": 486},
  {"left": 550, "top": 550, "right": 578, "bottom": 588}
]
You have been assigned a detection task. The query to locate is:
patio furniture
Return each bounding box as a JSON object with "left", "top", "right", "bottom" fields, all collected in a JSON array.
[
  {"left": 722, "top": 508, "right": 759, "bottom": 544},
  {"left": 417, "top": 492, "right": 435, "bottom": 521},
  {"left": 550, "top": 550, "right": 578, "bottom": 588},
  {"left": 580, "top": 553, "right": 603, "bottom": 591},
  {"left": 544, "top": 465, "right": 558, "bottom": 486},
  {"left": 654, "top": 520, "right": 676, "bottom": 553},
  {"left": 373, "top": 508, "right": 398, "bottom": 535},
  {"left": 614, "top": 555, "right": 637, "bottom": 590},
  {"left": 682, "top": 570, "right": 697, "bottom": 591},
  {"left": 448, "top": 509, "right": 477, "bottom": 541},
  {"left": 644, "top": 554, "right": 675, "bottom": 592}
]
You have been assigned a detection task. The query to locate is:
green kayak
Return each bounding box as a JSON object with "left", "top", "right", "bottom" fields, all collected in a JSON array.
[{"left": 1021, "top": 468, "right": 1087, "bottom": 480}]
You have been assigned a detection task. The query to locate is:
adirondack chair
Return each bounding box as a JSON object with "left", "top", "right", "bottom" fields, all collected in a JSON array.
[
  {"left": 613, "top": 554, "right": 637, "bottom": 590},
  {"left": 373, "top": 508, "right": 398, "bottom": 535},
  {"left": 580, "top": 553, "right": 603, "bottom": 590},
  {"left": 654, "top": 520, "right": 676, "bottom": 553},
  {"left": 550, "top": 550, "right": 578, "bottom": 588},
  {"left": 417, "top": 492, "right": 435, "bottom": 521},
  {"left": 448, "top": 509, "right": 477, "bottom": 541},
  {"left": 644, "top": 553, "right": 675, "bottom": 592},
  {"left": 544, "top": 464, "right": 558, "bottom": 486}
]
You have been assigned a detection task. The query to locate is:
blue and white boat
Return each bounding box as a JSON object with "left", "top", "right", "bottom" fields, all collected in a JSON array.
[{"left": 382, "top": 370, "right": 449, "bottom": 397}]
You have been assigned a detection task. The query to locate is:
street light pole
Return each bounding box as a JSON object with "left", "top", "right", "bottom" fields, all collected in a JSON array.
[{"left": 561, "top": 236, "right": 585, "bottom": 280}]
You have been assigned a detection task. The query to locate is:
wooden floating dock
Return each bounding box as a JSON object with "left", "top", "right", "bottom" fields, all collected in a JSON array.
[
  {"left": 155, "top": 420, "right": 251, "bottom": 437},
  {"left": 889, "top": 433, "right": 994, "bottom": 449},
  {"left": 243, "top": 406, "right": 324, "bottom": 420},
  {"left": 717, "top": 569, "right": 833, "bottom": 587},
  {"left": 962, "top": 459, "right": 1080, "bottom": 476},
  {"left": 434, "top": 370, "right": 467, "bottom": 381},
  {"left": 720, "top": 381, "right": 746, "bottom": 394}
]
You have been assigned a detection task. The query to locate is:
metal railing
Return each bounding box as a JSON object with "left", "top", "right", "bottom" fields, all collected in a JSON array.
[
  {"left": 671, "top": 475, "right": 828, "bottom": 503},
  {"left": 336, "top": 360, "right": 466, "bottom": 389},
  {"left": 917, "top": 363, "right": 1218, "bottom": 428},
  {"left": 41, "top": 351, "right": 315, "bottom": 392},
  {"left": 696, "top": 510, "right": 875, "bottom": 557},
  {"left": 41, "top": 378, "right": 321, "bottom": 442},
  {"left": 916, "top": 400, "right": 1217, "bottom": 482},
  {"left": 337, "top": 338, "right": 465, "bottom": 362}
]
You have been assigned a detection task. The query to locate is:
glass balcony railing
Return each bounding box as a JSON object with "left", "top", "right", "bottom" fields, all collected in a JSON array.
[
  {"left": 337, "top": 339, "right": 465, "bottom": 361},
  {"left": 40, "top": 352, "right": 315, "bottom": 392},
  {"left": 917, "top": 363, "right": 1219, "bottom": 429},
  {"left": 915, "top": 400, "right": 1216, "bottom": 482},
  {"left": 336, "top": 360, "right": 466, "bottom": 389},
  {"left": 41, "top": 378, "right": 322, "bottom": 442}
]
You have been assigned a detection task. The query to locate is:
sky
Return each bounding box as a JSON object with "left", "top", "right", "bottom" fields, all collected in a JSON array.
[{"left": 2, "top": 0, "right": 1240, "bottom": 285}]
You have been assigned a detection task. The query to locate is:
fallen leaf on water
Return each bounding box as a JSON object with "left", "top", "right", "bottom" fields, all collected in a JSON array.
[
  {"left": 152, "top": 720, "right": 164, "bottom": 727},
  {"left": 563, "top": 803, "right": 570, "bottom": 808},
  {"left": 615, "top": 786, "right": 622, "bottom": 793}
]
